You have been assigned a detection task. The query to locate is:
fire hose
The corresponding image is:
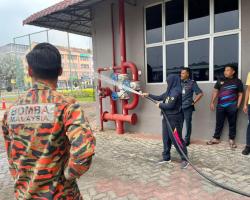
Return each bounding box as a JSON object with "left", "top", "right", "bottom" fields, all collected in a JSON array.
[
  {"left": 144, "top": 95, "right": 250, "bottom": 198},
  {"left": 101, "top": 73, "right": 250, "bottom": 197}
]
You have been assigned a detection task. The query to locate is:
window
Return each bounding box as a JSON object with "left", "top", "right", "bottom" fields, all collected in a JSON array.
[
  {"left": 214, "top": 34, "right": 239, "bottom": 80},
  {"left": 145, "top": 0, "right": 240, "bottom": 83},
  {"left": 146, "top": 4, "right": 162, "bottom": 44},
  {"left": 188, "top": 0, "right": 210, "bottom": 37},
  {"left": 73, "top": 63, "right": 78, "bottom": 68},
  {"left": 166, "top": 43, "right": 184, "bottom": 75},
  {"left": 80, "top": 53, "right": 91, "bottom": 61},
  {"left": 189, "top": 39, "right": 209, "bottom": 81},
  {"left": 80, "top": 56, "right": 89, "bottom": 61},
  {"left": 81, "top": 64, "right": 89, "bottom": 68},
  {"left": 68, "top": 55, "right": 78, "bottom": 60},
  {"left": 165, "top": 0, "right": 184, "bottom": 41},
  {"left": 215, "top": 0, "right": 239, "bottom": 32},
  {"left": 147, "top": 46, "right": 163, "bottom": 83}
]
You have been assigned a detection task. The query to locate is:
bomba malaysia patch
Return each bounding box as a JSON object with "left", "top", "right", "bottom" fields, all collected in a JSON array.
[{"left": 8, "top": 104, "right": 56, "bottom": 124}]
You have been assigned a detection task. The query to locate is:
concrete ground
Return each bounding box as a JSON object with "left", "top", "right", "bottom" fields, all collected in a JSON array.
[{"left": 0, "top": 103, "right": 250, "bottom": 200}]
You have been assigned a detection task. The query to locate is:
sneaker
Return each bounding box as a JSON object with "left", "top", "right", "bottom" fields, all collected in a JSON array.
[
  {"left": 242, "top": 146, "right": 250, "bottom": 155},
  {"left": 158, "top": 159, "right": 171, "bottom": 164},
  {"left": 180, "top": 161, "right": 189, "bottom": 169},
  {"left": 229, "top": 139, "right": 237, "bottom": 149}
]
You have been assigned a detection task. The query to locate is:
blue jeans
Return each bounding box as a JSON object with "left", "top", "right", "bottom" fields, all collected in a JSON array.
[{"left": 182, "top": 106, "right": 194, "bottom": 143}]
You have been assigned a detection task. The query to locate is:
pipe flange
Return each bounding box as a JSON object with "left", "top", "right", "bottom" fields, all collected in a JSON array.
[
  {"left": 118, "top": 74, "right": 129, "bottom": 82},
  {"left": 130, "top": 81, "right": 140, "bottom": 90}
]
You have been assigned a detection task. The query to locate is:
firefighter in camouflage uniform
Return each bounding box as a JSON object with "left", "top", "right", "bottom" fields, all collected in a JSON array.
[{"left": 1, "top": 43, "right": 95, "bottom": 200}]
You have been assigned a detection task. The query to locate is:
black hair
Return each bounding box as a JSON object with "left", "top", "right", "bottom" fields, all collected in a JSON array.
[
  {"left": 26, "top": 43, "right": 62, "bottom": 80},
  {"left": 181, "top": 67, "right": 191, "bottom": 75},
  {"left": 225, "top": 65, "right": 237, "bottom": 78},
  {"left": 225, "top": 65, "right": 236, "bottom": 72}
]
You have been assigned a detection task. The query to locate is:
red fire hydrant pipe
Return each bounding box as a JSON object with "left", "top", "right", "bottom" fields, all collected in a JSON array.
[
  {"left": 119, "top": 0, "right": 126, "bottom": 66},
  {"left": 98, "top": 0, "right": 140, "bottom": 134},
  {"left": 103, "top": 112, "right": 137, "bottom": 124},
  {"left": 103, "top": 112, "right": 138, "bottom": 134},
  {"left": 97, "top": 67, "right": 113, "bottom": 131},
  {"left": 119, "top": 0, "right": 139, "bottom": 112},
  {"left": 122, "top": 63, "right": 139, "bottom": 111}
]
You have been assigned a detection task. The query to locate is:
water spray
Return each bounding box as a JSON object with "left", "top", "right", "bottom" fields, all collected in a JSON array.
[
  {"left": 95, "top": 72, "right": 250, "bottom": 197},
  {"left": 95, "top": 71, "right": 142, "bottom": 99}
]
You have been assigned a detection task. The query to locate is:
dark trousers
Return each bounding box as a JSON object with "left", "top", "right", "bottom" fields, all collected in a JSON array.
[
  {"left": 213, "top": 106, "right": 238, "bottom": 140},
  {"left": 246, "top": 106, "right": 250, "bottom": 146},
  {"left": 182, "top": 106, "right": 194, "bottom": 143},
  {"left": 162, "top": 113, "right": 188, "bottom": 161}
]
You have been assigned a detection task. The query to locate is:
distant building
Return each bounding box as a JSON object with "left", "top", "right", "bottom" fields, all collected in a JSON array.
[
  {"left": 0, "top": 43, "right": 29, "bottom": 57},
  {"left": 22, "top": 43, "right": 93, "bottom": 89},
  {"left": 57, "top": 45, "right": 94, "bottom": 88}
]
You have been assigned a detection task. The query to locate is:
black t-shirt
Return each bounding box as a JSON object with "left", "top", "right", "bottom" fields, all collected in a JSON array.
[{"left": 214, "top": 78, "right": 243, "bottom": 108}]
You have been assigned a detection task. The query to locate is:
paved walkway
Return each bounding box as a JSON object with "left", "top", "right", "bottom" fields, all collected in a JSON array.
[{"left": 0, "top": 104, "right": 250, "bottom": 200}]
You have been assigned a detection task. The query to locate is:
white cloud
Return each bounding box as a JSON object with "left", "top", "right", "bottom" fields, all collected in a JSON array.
[{"left": 0, "top": 0, "right": 92, "bottom": 49}]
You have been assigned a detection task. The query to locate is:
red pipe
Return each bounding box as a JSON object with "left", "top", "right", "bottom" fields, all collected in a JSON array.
[
  {"left": 98, "top": 66, "right": 121, "bottom": 72},
  {"left": 118, "top": 0, "right": 140, "bottom": 113},
  {"left": 123, "top": 62, "right": 138, "bottom": 81},
  {"left": 124, "top": 94, "right": 139, "bottom": 111},
  {"left": 98, "top": 69, "right": 104, "bottom": 131},
  {"left": 110, "top": 97, "right": 116, "bottom": 114},
  {"left": 110, "top": 4, "right": 118, "bottom": 115},
  {"left": 122, "top": 100, "right": 128, "bottom": 115},
  {"left": 99, "top": 97, "right": 104, "bottom": 131},
  {"left": 105, "top": 87, "right": 116, "bottom": 114},
  {"left": 119, "top": 0, "right": 127, "bottom": 67},
  {"left": 111, "top": 3, "right": 116, "bottom": 69},
  {"left": 98, "top": 67, "right": 113, "bottom": 73},
  {"left": 119, "top": 0, "right": 131, "bottom": 115},
  {"left": 97, "top": 0, "right": 140, "bottom": 134},
  {"left": 103, "top": 112, "right": 137, "bottom": 124},
  {"left": 98, "top": 68, "right": 114, "bottom": 131},
  {"left": 113, "top": 66, "right": 121, "bottom": 71},
  {"left": 116, "top": 120, "right": 124, "bottom": 134},
  {"left": 122, "top": 62, "right": 140, "bottom": 111}
]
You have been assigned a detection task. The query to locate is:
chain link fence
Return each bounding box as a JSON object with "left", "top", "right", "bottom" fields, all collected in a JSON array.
[{"left": 4, "top": 29, "right": 95, "bottom": 102}]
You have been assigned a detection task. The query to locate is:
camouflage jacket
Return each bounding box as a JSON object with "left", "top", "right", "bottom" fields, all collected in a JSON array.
[{"left": 1, "top": 82, "right": 96, "bottom": 200}]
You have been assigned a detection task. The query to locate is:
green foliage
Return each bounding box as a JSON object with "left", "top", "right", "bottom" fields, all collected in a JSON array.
[
  {"left": 60, "top": 88, "right": 96, "bottom": 102},
  {"left": 0, "top": 54, "right": 17, "bottom": 80},
  {"left": 0, "top": 54, "right": 24, "bottom": 89}
]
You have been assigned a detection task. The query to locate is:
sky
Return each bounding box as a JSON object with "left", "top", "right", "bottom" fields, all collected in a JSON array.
[{"left": 0, "top": 0, "right": 92, "bottom": 49}]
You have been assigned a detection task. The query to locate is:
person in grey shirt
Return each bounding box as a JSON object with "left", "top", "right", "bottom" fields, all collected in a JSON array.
[{"left": 180, "top": 68, "right": 204, "bottom": 146}]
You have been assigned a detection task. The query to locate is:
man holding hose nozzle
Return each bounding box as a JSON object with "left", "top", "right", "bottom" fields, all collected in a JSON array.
[{"left": 142, "top": 74, "right": 189, "bottom": 169}]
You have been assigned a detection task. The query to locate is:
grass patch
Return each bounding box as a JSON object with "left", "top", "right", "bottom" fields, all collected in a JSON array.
[
  {"left": 75, "top": 96, "right": 96, "bottom": 102},
  {"left": 4, "top": 96, "right": 18, "bottom": 103},
  {"left": 2, "top": 89, "right": 96, "bottom": 103},
  {"left": 60, "top": 88, "right": 96, "bottom": 102}
]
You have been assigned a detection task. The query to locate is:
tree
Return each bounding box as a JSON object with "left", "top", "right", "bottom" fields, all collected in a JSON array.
[
  {"left": 86, "top": 48, "right": 92, "bottom": 54},
  {"left": 0, "top": 54, "right": 24, "bottom": 90}
]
